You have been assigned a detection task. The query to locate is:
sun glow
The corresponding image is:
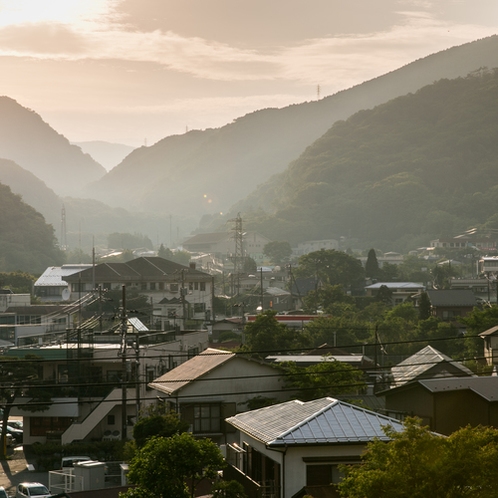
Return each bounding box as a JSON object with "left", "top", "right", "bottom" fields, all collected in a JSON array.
[{"left": 0, "top": 0, "right": 114, "bottom": 27}]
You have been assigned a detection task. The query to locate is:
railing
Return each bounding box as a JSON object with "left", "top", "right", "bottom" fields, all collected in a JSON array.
[{"left": 223, "top": 464, "right": 281, "bottom": 498}]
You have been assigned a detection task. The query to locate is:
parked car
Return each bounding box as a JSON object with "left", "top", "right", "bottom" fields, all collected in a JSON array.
[
  {"left": 15, "top": 483, "right": 50, "bottom": 498},
  {"left": 0, "top": 424, "right": 22, "bottom": 444},
  {"left": 0, "top": 486, "right": 9, "bottom": 498},
  {"left": 60, "top": 456, "right": 91, "bottom": 470}
]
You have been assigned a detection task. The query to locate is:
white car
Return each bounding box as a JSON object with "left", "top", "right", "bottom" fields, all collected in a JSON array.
[{"left": 15, "top": 483, "right": 50, "bottom": 498}]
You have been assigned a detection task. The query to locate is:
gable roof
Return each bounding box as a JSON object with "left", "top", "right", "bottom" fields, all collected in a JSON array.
[
  {"left": 365, "top": 282, "right": 424, "bottom": 290},
  {"left": 226, "top": 397, "right": 404, "bottom": 447},
  {"left": 426, "top": 289, "right": 477, "bottom": 307},
  {"left": 149, "top": 348, "right": 234, "bottom": 395},
  {"left": 479, "top": 325, "right": 498, "bottom": 338},
  {"left": 391, "top": 345, "right": 474, "bottom": 387}
]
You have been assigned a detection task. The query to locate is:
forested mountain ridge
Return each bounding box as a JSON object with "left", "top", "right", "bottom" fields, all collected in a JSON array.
[
  {"left": 0, "top": 182, "right": 64, "bottom": 273},
  {"left": 236, "top": 69, "right": 498, "bottom": 252},
  {"left": 0, "top": 97, "right": 106, "bottom": 196},
  {"left": 86, "top": 35, "right": 498, "bottom": 219}
]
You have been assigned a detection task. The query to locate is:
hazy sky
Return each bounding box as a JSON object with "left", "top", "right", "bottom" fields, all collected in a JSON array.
[{"left": 1, "top": 0, "right": 497, "bottom": 146}]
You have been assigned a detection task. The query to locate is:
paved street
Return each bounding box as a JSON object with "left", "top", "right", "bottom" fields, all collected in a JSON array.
[{"left": 0, "top": 447, "right": 49, "bottom": 497}]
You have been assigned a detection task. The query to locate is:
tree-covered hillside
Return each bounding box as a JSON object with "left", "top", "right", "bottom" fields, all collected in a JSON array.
[
  {"left": 86, "top": 36, "right": 498, "bottom": 220},
  {"left": 0, "top": 183, "right": 64, "bottom": 273},
  {"left": 237, "top": 69, "right": 498, "bottom": 251}
]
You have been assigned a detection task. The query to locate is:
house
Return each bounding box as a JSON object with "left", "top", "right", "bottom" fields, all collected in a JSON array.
[
  {"left": 63, "top": 257, "right": 213, "bottom": 329},
  {"left": 479, "top": 325, "right": 498, "bottom": 366},
  {"left": 34, "top": 265, "right": 93, "bottom": 302},
  {"left": 425, "top": 289, "right": 478, "bottom": 320},
  {"left": 378, "top": 376, "right": 498, "bottom": 435},
  {"left": 149, "top": 348, "right": 289, "bottom": 445},
  {"left": 364, "top": 282, "right": 425, "bottom": 306},
  {"left": 224, "top": 397, "right": 405, "bottom": 498},
  {"left": 8, "top": 328, "right": 209, "bottom": 445},
  {"left": 389, "top": 345, "right": 474, "bottom": 388}
]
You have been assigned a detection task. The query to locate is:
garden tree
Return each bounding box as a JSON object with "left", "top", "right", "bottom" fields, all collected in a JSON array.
[
  {"left": 295, "top": 250, "right": 365, "bottom": 290},
  {"left": 377, "top": 262, "right": 398, "bottom": 282},
  {"left": 302, "top": 284, "right": 356, "bottom": 315},
  {"left": 0, "top": 271, "right": 36, "bottom": 294},
  {"left": 211, "top": 480, "right": 247, "bottom": 498},
  {"left": 431, "top": 263, "right": 459, "bottom": 289},
  {"left": 133, "top": 407, "right": 189, "bottom": 449},
  {"left": 121, "top": 433, "right": 225, "bottom": 498},
  {"left": 158, "top": 243, "right": 172, "bottom": 259},
  {"left": 375, "top": 285, "right": 393, "bottom": 305},
  {"left": 241, "top": 310, "right": 311, "bottom": 356},
  {"left": 263, "top": 241, "right": 292, "bottom": 265},
  {"left": 338, "top": 418, "right": 498, "bottom": 498},
  {"left": 64, "top": 248, "right": 93, "bottom": 264},
  {"left": 281, "top": 360, "right": 366, "bottom": 401},
  {"left": 0, "top": 356, "right": 52, "bottom": 459},
  {"left": 396, "top": 255, "right": 431, "bottom": 284},
  {"left": 413, "top": 318, "right": 463, "bottom": 359},
  {"left": 365, "top": 249, "right": 380, "bottom": 279},
  {"left": 243, "top": 256, "right": 257, "bottom": 273},
  {"left": 418, "top": 291, "right": 431, "bottom": 320}
]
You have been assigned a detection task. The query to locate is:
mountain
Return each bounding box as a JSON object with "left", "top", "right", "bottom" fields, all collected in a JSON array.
[
  {"left": 86, "top": 35, "right": 498, "bottom": 220},
  {"left": 0, "top": 97, "right": 106, "bottom": 196},
  {"left": 73, "top": 141, "right": 136, "bottom": 171},
  {"left": 0, "top": 181, "right": 64, "bottom": 273},
  {"left": 235, "top": 69, "right": 498, "bottom": 252}
]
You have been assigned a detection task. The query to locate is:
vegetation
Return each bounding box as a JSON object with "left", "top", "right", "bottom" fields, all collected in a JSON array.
[
  {"left": 108, "top": 232, "right": 153, "bottom": 250},
  {"left": 0, "top": 271, "right": 36, "bottom": 294},
  {"left": 263, "top": 241, "right": 292, "bottom": 265},
  {"left": 242, "top": 69, "right": 498, "bottom": 252},
  {"left": 0, "top": 183, "right": 64, "bottom": 273},
  {"left": 338, "top": 418, "right": 498, "bottom": 498},
  {"left": 121, "top": 433, "right": 225, "bottom": 498}
]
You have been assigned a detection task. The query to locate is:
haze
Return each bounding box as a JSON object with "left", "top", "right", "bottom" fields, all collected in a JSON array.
[{"left": 1, "top": 0, "right": 497, "bottom": 147}]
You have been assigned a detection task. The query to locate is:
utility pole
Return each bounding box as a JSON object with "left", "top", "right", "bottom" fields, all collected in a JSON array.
[
  {"left": 228, "top": 213, "right": 244, "bottom": 296},
  {"left": 120, "top": 285, "right": 127, "bottom": 442},
  {"left": 260, "top": 267, "right": 264, "bottom": 311}
]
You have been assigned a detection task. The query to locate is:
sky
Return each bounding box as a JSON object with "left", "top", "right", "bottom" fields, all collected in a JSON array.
[{"left": 0, "top": 0, "right": 497, "bottom": 147}]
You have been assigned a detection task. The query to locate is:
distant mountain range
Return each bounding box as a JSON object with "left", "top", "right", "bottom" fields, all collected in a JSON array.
[
  {"left": 2, "top": 35, "right": 498, "bottom": 258},
  {"left": 73, "top": 141, "right": 135, "bottom": 171}
]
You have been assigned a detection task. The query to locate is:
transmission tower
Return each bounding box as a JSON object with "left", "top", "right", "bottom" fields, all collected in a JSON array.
[
  {"left": 60, "top": 204, "right": 68, "bottom": 251},
  {"left": 228, "top": 213, "right": 245, "bottom": 296}
]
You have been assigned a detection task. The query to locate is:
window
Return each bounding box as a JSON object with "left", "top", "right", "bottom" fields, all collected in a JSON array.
[
  {"left": 170, "top": 283, "right": 179, "bottom": 292},
  {"left": 158, "top": 282, "right": 164, "bottom": 290},
  {"left": 107, "top": 415, "right": 115, "bottom": 425},
  {"left": 194, "top": 282, "right": 199, "bottom": 291},
  {"left": 150, "top": 282, "right": 156, "bottom": 290},
  {"left": 189, "top": 282, "right": 194, "bottom": 291},
  {"left": 71, "top": 282, "right": 85, "bottom": 293},
  {"left": 30, "top": 417, "right": 72, "bottom": 436},
  {"left": 141, "top": 283, "right": 147, "bottom": 291},
  {"left": 194, "top": 302, "right": 206, "bottom": 313},
  {"left": 193, "top": 404, "right": 221, "bottom": 433},
  {"left": 200, "top": 282, "right": 206, "bottom": 291}
]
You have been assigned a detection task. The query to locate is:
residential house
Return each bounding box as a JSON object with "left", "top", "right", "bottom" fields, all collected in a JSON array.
[
  {"left": 224, "top": 397, "right": 405, "bottom": 498},
  {"left": 378, "top": 376, "right": 498, "bottom": 435},
  {"left": 479, "top": 325, "right": 498, "bottom": 366},
  {"left": 9, "top": 327, "right": 209, "bottom": 445},
  {"left": 450, "top": 278, "right": 490, "bottom": 302},
  {"left": 389, "top": 345, "right": 474, "bottom": 389},
  {"left": 34, "top": 265, "right": 93, "bottom": 302},
  {"left": 364, "top": 282, "right": 425, "bottom": 306},
  {"left": 149, "top": 348, "right": 289, "bottom": 445},
  {"left": 63, "top": 257, "right": 213, "bottom": 329},
  {"left": 425, "top": 289, "right": 478, "bottom": 321}
]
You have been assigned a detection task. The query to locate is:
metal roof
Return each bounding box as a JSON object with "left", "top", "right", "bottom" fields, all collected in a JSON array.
[
  {"left": 417, "top": 376, "right": 498, "bottom": 401},
  {"left": 391, "top": 345, "right": 474, "bottom": 387},
  {"left": 149, "top": 348, "right": 234, "bottom": 395},
  {"left": 34, "top": 265, "right": 92, "bottom": 287},
  {"left": 226, "top": 397, "right": 404, "bottom": 447},
  {"left": 365, "top": 282, "right": 425, "bottom": 290},
  {"left": 426, "top": 289, "right": 477, "bottom": 307}
]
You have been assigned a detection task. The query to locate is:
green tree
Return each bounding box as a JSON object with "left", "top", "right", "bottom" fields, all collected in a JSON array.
[
  {"left": 133, "top": 409, "right": 189, "bottom": 448},
  {"left": 418, "top": 292, "right": 431, "bottom": 320},
  {"left": 108, "top": 232, "right": 153, "bottom": 250},
  {"left": 338, "top": 419, "right": 498, "bottom": 498},
  {"left": 121, "top": 433, "right": 225, "bottom": 498},
  {"left": 282, "top": 359, "right": 365, "bottom": 400},
  {"left": 263, "top": 241, "right": 292, "bottom": 265},
  {"left": 211, "top": 480, "right": 247, "bottom": 498},
  {"left": 365, "top": 249, "right": 380, "bottom": 279},
  {"left": 0, "top": 271, "right": 36, "bottom": 294},
  {"left": 241, "top": 310, "right": 310, "bottom": 356},
  {"left": 295, "top": 250, "right": 365, "bottom": 290}
]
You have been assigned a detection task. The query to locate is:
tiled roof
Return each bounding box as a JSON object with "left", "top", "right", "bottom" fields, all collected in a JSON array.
[
  {"left": 365, "top": 282, "right": 424, "bottom": 290},
  {"left": 149, "top": 348, "right": 234, "bottom": 395},
  {"left": 391, "top": 345, "right": 474, "bottom": 387},
  {"left": 426, "top": 289, "right": 477, "bottom": 307},
  {"left": 478, "top": 325, "right": 498, "bottom": 337},
  {"left": 226, "top": 397, "right": 404, "bottom": 447}
]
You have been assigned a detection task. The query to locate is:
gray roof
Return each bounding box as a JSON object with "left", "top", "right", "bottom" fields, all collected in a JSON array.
[
  {"left": 391, "top": 345, "right": 474, "bottom": 387},
  {"left": 34, "top": 265, "right": 92, "bottom": 287},
  {"left": 417, "top": 376, "right": 498, "bottom": 401},
  {"left": 149, "top": 348, "right": 234, "bottom": 395},
  {"left": 365, "top": 282, "right": 424, "bottom": 290},
  {"left": 226, "top": 397, "right": 404, "bottom": 447},
  {"left": 426, "top": 289, "right": 477, "bottom": 307},
  {"left": 479, "top": 325, "right": 498, "bottom": 338}
]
